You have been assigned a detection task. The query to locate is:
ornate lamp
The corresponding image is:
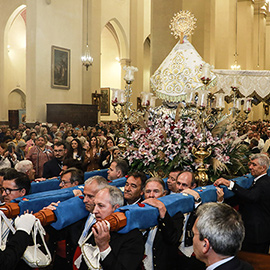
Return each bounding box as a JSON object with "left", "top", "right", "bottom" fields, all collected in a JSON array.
[{"left": 81, "top": 0, "right": 93, "bottom": 70}]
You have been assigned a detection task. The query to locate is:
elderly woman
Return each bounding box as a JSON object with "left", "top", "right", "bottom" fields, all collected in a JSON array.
[
  {"left": 15, "top": 141, "right": 27, "bottom": 161},
  {"left": 26, "top": 135, "right": 53, "bottom": 178},
  {"left": 15, "top": 160, "right": 36, "bottom": 181}
]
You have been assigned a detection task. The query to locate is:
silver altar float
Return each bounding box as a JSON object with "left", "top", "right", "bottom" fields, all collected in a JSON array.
[
  {"left": 151, "top": 11, "right": 247, "bottom": 185},
  {"left": 113, "top": 11, "right": 251, "bottom": 185}
]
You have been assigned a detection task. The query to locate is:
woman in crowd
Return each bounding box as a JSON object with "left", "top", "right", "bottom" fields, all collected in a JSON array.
[
  {"left": 0, "top": 142, "right": 18, "bottom": 169},
  {"left": 83, "top": 136, "right": 101, "bottom": 171},
  {"left": 25, "top": 131, "right": 37, "bottom": 154},
  {"left": 12, "top": 132, "right": 25, "bottom": 146},
  {"left": 63, "top": 129, "right": 74, "bottom": 141},
  {"left": 76, "top": 130, "right": 87, "bottom": 146},
  {"left": 82, "top": 129, "right": 90, "bottom": 142},
  {"left": 26, "top": 135, "right": 53, "bottom": 178},
  {"left": 112, "top": 146, "right": 121, "bottom": 160},
  {"left": 66, "top": 138, "right": 85, "bottom": 162},
  {"left": 3, "top": 129, "right": 13, "bottom": 143},
  {"left": 100, "top": 136, "right": 115, "bottom": 168},
  {"left": 89, "top": 127, "right": 97, "bottom": 138}
]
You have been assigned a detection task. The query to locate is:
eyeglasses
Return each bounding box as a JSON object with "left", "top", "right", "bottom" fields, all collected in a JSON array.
[
  {"left": 1, "top": 187, "right": 22, "bottom": 195},
  {"left": 60, "top": 180, "right": 71, "bottom": 185},
  {"left": 54, "top": 149, "right": 64, "bottom": 153}
]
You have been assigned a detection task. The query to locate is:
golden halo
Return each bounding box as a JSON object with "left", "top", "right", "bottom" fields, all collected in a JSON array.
[{"left": 170, "top": 10, "right": 197, "bottom": 42}]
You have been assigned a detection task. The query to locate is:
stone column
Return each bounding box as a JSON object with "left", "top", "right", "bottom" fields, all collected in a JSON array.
[
  {"left": 82, "top": 0, "right": 101, "bottom": 104},
  {"left": 265, "top": 10, "right": 270, "bottom": 69},
  {"left": 213, "top": 0, "right": 236, "bottom": 69},
  {"left": 237, "top": 0, "right": 255, "bottom": 69},
  {"left": 25, "top": 0, "right": 38, "bottom": 123},
  {"left": 253, "top": 0, "right": 267, "bottom": 70},
  {"left": 129, "top": 0, "right": 145, "bottom": 110}
]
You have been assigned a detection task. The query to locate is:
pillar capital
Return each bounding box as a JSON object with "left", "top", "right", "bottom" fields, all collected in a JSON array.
[
  {"left": 254, "top": 0, "right": 268, "bottom": 16},
  {"left": 120, "top": 58, "right": 131, "bottom": 66}
]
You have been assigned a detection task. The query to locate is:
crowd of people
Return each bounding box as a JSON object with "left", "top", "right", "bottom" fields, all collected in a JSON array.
[{"left": 1, "top": 119, "right": 269, "bottom": 269}]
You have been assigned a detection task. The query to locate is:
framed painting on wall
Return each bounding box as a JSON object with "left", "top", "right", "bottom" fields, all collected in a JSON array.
[
  {"left": 100, "top": 88, "right": 110, "bottom": 116},
  {"left": 51, "top": 46, "right": 70, "bottom": 89}
]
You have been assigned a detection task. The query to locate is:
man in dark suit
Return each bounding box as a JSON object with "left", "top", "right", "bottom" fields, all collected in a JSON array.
[
  {"left": 167, "top": 167, "right": 181, "bottom": 194},
  {"left": 43, "top": 141, "right": 67, "bottom": 178},
  {"left": 193, "top": 202, "right": 253, "bottom": 270},
  {"left": 124, "top": 171, "right": 147, "bottom": 205},
  {"left": 214, "top": 153, "right": 270, "bottom": 254},
  {"left": 176, "top": 171, "right": 224, "bottom": 270},
  {"left": 46, "top": 176, "right": 109, "bottom": 270},
  {"left": 78, "top": 185, "right": 144, "bottom": 270},
  {"left": 142, "top": 177, "right": 184, "bottom": 270},
  {"left": 249, "top": 138, "right": 260, "bottom": 154}
]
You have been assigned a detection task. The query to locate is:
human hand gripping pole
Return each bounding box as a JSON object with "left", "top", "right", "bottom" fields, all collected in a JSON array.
[{"left": 14, "top": 213, "right": 36, "bottom": 235}]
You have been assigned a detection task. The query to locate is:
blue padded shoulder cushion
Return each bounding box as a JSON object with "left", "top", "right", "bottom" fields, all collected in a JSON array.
[
  {"left": 84, "top": 169, "right": 108, "bottom": 181},
  {"left": 30, "top": 177, "right": 61, "bottom": 194},
  {"left": 12, "top": 185, "right": 84, "bottom": 214},
  {"left": 51, "top": 196, "right": 89, "bottom": 230},
  {"left": 48, "top": 173, "right": 253, "bottom": 231}
]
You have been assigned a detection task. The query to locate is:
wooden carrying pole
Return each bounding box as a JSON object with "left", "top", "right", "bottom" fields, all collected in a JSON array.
[{"left": 0, "top": 202, "right": 127, "bottom": 231}]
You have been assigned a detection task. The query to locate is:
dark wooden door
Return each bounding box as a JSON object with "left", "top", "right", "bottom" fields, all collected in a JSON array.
[{"left": 8, "top": 110, "right": 19, "bottom": 129}]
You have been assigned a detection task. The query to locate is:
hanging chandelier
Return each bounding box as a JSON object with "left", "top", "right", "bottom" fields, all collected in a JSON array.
[
  {"left": 81, "top": 0, "right": 93, "bottom": 70},
  {"left": 231, "top": 0, "right": 241, "bottom": 70}
]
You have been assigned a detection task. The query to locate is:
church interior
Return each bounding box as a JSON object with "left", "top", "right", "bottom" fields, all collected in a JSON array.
[{"left": 1, "top": 0, "right": 270, "bottom": 126}]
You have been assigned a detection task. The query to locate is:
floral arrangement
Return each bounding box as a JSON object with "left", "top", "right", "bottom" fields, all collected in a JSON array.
[{"left": 122, "top": 109, "right": 249, "bottom": 180}]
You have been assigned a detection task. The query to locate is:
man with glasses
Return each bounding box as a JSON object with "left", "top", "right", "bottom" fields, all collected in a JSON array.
[
  {"left": 2, "top": 169, "right": 31, "bottom": 203},
  {"left": 59, "top": 167, "right": 84, "bottom": 189},
  {"left": 192, "top": 203, "right": 253, "bottom": 270},
  {"left": 43, "top": 141, "right": 67, "bottom": 179}
]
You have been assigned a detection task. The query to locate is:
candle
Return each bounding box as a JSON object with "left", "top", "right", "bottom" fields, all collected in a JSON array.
[
  {"left": 197, "top": 91, "right": 208, "bottom": 108},
  {"left": 150, "top": 96, "right": 156, "bottom": 107},
  {"left": 111, "top": 89, "right": 120, "bottom": 104},
  {"left": 215, "top": 93, "right": 225, "bottom": 109},
  {"left": 243, "top": 98, "right": 252, "bottom": 112},
  {"left": 235, "top": 99, "right": 241, "bottom": 111},
  {"left": 201, "top": 63, "right": 212, "bottom": 80},
  {"left": 119, "top": 90, "right": 126, "bottom": 105},
  {"left": 186, "top": 90, "right": 195, "bottom": 105},
  {"left": 141, "top": 92, "right": 153, "bottom": 107}
]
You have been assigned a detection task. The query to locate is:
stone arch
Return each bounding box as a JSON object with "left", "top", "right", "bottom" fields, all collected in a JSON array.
[
  {"left": 100, "top": 18, "right": 128, "bottom": 120},
  {"left": 0, "top": 4, "right": 26, "bottom": 121},
  {"left": 4, "top": 5, "right": 27, "bottom": 110},
  {"left": 8, "top": 88, "right": 26, "bottom": 110},
  {"left": 143, "top": 35, "right": 151, "bottom": 92},
  {"left": 107, "top": 18, "right": 128, "bottom": 59}
]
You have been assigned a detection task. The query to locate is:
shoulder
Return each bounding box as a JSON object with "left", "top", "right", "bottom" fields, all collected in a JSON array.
[
  {"left": 257, "top": 174, "right": 270, "bottom": 185},
  {"left": 216, "top": 257, "right": 253, "bottom": 270}
]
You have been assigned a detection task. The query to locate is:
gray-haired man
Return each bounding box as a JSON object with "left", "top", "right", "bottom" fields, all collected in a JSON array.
[
  {"left": 214, "top": 153, "right": 270, "bottom": 254},
  {"left": 193, "top": 202, "right": 253, "bottom": 270}
]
